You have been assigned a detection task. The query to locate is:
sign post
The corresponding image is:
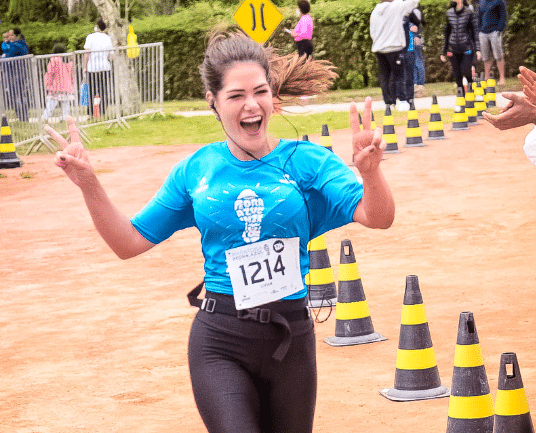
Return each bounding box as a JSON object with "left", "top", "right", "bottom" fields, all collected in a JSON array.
[{"left": 233, "top": 0, "right": 283, "bottom": 44}]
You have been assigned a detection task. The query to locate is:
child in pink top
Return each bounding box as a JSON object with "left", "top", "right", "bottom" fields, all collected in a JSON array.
[
  {"left": 287, "top": 1, "right": 313, "bottom": 58},
  {"left": 42, "top": 44, "right": 75, "bottom": 122}
]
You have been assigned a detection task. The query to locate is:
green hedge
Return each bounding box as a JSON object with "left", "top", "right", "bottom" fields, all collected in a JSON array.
[{"left": 6, "top": 0, "right": 536, "bottom": 100}]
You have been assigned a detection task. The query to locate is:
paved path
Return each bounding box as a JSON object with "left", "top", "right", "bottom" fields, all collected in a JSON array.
[{"left": 175, "top": 92, "right": 514, "bottom": 117}]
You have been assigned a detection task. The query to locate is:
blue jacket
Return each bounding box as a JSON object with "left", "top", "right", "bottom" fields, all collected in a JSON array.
[
  {"left": 478, "top": 0, "right": 507, "bottom": 33},
  {"left": 3, "top": 39, "right": 29, "bottom": 58}
]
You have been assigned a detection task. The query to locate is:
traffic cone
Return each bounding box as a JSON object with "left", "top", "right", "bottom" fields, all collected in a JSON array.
[
  {"left": 306, "top": 234, "right": 337, "bottom": 308},
  {"left": 452, "top": 87, "right": 469, "bottom": 131},
  {"left": 494, "top": 352, "right": 535, "bottom": 433},
  {"left": 380, "top": 275, "right": 449, "bottom": 401},
  {"left": 0, "top": 115, "right": 22, "bottom": 169},
  {"left": 320, "top": 124, "right": 332, "bottom": 152},
  {"left": 428, "top": 95, "right": 446, "bottom": 140},
  {"left": 405, "top": 102, "right": 425, "bottom": 147},
  {"left": 302, "top": 134, "right": 309, "bottom": 141},
  {"left": 324, "top": 239, "right": 386, "bottom": 347},
  {"left": 475, "top": 81, "right": 487, "bottom": 118},
  {"left": 446, "top": 311, "right": 494, "bottom": 433},
  {"left": 481, "top": 72, "right": 489, "bottom": 107},
  {"left": 465, "top": 87, "right": 478, "bottom": 125},
  {"left": 382, "top": 106, "right": 399, "bottom": 154},
  {"left": 486, "top": 72, "right": 497, "bottom": 108}
]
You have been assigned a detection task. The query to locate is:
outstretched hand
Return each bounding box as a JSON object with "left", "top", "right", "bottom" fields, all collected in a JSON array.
[
  {"left": 483, "top": 92, "right": 536, "bottom": 130},
  {"left": 44, "top": 116, "right": 95, "bottom": 188},
  {"left": 519, "top": 66, "right": 536, "bottom": 105},
  {"left": 350, "top": 96, "right": 385, "bottom": 174}
]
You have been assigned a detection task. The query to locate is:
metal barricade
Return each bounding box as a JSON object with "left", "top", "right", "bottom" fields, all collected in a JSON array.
[{"left": 0, "top": 42, "right": 164, "bottom": 154}]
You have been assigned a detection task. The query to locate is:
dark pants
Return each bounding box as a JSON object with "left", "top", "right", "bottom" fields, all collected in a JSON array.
[
  {"left": 87, "top": 70, "right": 112, "bottom": 117},
  {"left": 404, "top": 49, "right": 416, "bottom": 102},
  {"left": 296, "top": 39, "right": 313, "bottom": 58},
  {"left": 414, "top": 45, "right": 426, "bottom": 85},
  {"left": 448, "top": 52, "right": 474, "bottom": 94},
  {"left": 188, "top": 293, "right": 317, "bottom": 433},
  {"left": 376, "top": 50, "right": 407, "bottom": 105}
]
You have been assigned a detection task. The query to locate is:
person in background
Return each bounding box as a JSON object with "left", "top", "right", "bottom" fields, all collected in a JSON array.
[
  {"left": 441, "top": 0, "right": 481, "bottom": 95},
  {"left": 478, "top": 0, "right": 507, "bottom": 85},
  {"left": 370, "top": 0, "right": 421, "bottom": 112},
  {"left": 42, "top": 43, "right": 75, "bottom": 123},
  {"left": 402, "top": 8, "right": 422, "bottom": 104},
  {"left": 413, "top": 7, "right": 426, "bottom": 97},
  {"left": 44, "top": 30, "right": 395, "bottom": 433},
  {"left": 83, "top": 18, "right": 114, "bottom": 118},
  {"left": 3, "top": 27, "right": 29, "bottom": 122},
  {"left": 286, "top": 0, "right": 314, "bottom": 58},
  {"left": 484, "top": 66, "right": 536, "bottom": 165}
]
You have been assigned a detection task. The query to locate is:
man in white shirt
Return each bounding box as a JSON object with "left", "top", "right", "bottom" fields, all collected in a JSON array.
[
  {"left": 83, "top": 18, "right": 114, "bottom": 117},
  {"left": 370, "top": 0, "right": 420, "bottom": 112}
]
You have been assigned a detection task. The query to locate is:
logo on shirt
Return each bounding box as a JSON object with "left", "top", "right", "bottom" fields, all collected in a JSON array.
[{"left": 234, "top": 189, "right": 265, "bottom": 243}]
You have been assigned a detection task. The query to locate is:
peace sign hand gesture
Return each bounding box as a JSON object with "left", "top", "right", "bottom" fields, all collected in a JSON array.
[
  {"left": 45, "top": 116, "right": 95, "bottom": 189},
  {"left": 350, "top": 96, "right": 385, "bottom": 174}
]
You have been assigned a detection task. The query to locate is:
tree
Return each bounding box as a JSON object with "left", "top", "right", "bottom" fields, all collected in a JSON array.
[{"left": 90, "top": 0, "right": 141, "bottom": 119}]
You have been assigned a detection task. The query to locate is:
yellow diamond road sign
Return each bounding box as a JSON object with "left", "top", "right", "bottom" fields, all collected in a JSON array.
[{"left": 233, "top": 0, "right": 283, "bottom": 44}]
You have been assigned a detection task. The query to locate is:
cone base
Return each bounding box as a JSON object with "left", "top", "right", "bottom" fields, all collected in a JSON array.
[
  {"left": 384, "top": 149, "right": 400, "bottom": 154},
  {"left": 308, "top": 297, "right": 337, "bottom": 309},
  {"left": 324, "top": 332, "right": 387, "bottom": 347},
  {"left": 428, "top": 135, "right": 446, "bottom": 140},
  {"left": 379, "top": 384, "right": 450, "bottom": 402},
  {"left": 405, "top": 143, "right": 426, "bottom": 148},
  {"left": 0, "top": 155, "right": 23, "bottom": 169}
]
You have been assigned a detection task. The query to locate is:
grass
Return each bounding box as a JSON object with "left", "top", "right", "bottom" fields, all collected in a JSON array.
[{"left": 15, "top": 77, "right": 519, "bottom": 154}]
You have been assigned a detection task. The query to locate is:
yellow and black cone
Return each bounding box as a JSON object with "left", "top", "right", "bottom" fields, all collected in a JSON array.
[
  {"left": 0, "top": 115, "right": 23, "bottom": 169},
  {"left": 324, "top": 239, "right": 386, "bottom": 347},
  {"left": 465, "top": 88, "right": 478, "bottom": 125},
  {"left": 486, "top": 72, "right": 497, "bottom": 108},
  {"left": 494, "top": 352, "right": 535, "bottom": 433},
  {"left": 382, "top": 106, "right": 399, "bottom": 154},
  {"left": 302, "top": 134, "right": 309, "bottom": 142},
  {"left": 358, "top": 112, "right": 377, "bottom": 131},
  {"left": 405, "top": 102, "right": 425, "bottom": 147},
  {"left": 428, "top": 95, "right": 446, "bottom": 140},
  {"left": 320, "top": 124, "right": 333, "bottom": 152},
  {"left": 306, "top": 234, "right": 337, "bottom": 308},
  {"left": 475, "top": 81, "right": 487, "bottom": 118},
  {"left": 452, "top": 87, "right": 469, "bottom": 131},
  {"left": 446, "top": 311, "right": 494, "bottom": 433},
  {"left": 380, "top": 275, "right": 449, "bottom": 401}
]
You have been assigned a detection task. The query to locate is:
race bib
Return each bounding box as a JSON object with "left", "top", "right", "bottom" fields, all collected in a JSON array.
[{"left": 225, "top": 237, "right": 303, "bottom": 310}]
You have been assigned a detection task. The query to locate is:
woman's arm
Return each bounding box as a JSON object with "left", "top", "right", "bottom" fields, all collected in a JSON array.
[{"left": 45, "top": 118, "right": 155, "bottom": 259}]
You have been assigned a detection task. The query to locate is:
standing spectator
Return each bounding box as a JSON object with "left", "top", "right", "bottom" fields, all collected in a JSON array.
[
  {"left": 42, "top": 44, "right": 75, "bottom": 123},
  {"left": 370, "top": 0, "right": 420, "bottom": 112},
  {"left": 440, "top": 0, "right": 481, "bottom": 95},
  {"left": 286, "top": 1, "right": 313, "bottom": 59},
  {"left": 83, "top": 18, "right": 114, "bottom": 118},
  {"left": 402, "top": 9, "right": 422, "bottom": 103},
  {"left": 3, "top": 28, "right": 29, "bottom": 122},
  {"left": 413, "top": 8, "right": 426, "bottom": 97},
  {"left": 478, "top": 0, "right": 507, "bottom": 85}
]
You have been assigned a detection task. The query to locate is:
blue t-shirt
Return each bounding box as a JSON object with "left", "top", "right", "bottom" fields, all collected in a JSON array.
[{"left": 131, "top": 139, "right": 363, "bottom": 299}]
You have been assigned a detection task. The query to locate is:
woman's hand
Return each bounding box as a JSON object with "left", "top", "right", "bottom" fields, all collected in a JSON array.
[
  {"left": 350, "top": 96, "right": 385, "bottom": 175},
  {"left": 519, "top": 66, "right": 536, "bottom": 105},
  {"left": 483, "top": 92, "right": 536, "bottom": 130},
  {"left": 440, "top": 55, "right": 447, "bottom": 62},
  {"left": 45, "top": 116, "right": 96, "bottom": 189},
  {"left": 476, "top": 50, "right": 481, "bottom": 61}
]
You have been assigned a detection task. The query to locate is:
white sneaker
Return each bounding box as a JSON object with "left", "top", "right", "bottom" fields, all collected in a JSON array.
[{"left": 397, "top": 101, "right": 410, "bottom": 111}]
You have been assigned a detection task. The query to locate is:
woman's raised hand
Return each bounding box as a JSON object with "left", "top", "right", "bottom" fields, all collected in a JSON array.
[
  {"left": 350, "top": 96, "right": 385, "bottom": 174},
  {"left": 45, "top": 116, "right": 95, "bottom": 188},
  {"left": 519, "top": 66, "right": 536, "bottom": 105}
]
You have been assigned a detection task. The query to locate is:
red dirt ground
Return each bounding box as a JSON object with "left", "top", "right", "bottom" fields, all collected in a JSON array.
[{"left": 2, "top": 119, "right": 536, "bottom": 433}]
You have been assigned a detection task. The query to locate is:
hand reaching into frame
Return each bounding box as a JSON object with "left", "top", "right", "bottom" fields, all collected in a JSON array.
[
  {"left": 483, "top": 92, "right": 536, "bottom": 130},
  {"left": 350, "top": 96, "right": 385, "bottom": 174},
  {"left": 519, "top": 66, "right": 536, "bottom": 105},
  {"left": 44, "top": 116, "right": 96, "bottom": 189}
]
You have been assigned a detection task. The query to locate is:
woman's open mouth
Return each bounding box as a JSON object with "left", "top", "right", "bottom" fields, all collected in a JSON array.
[{"left": 240, "top": 116, "right": 262, "bottom": 133}]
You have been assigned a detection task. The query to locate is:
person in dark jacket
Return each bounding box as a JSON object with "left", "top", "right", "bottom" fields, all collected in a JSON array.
[
  {"left": 402, "top": 9, "right": 422, "bottom": 103},
  {"left": 440, "top": 0, "right": 481, "bottom": 95},
  {"left": 478, "top": 0, "right": 507, "bottom": 85}
]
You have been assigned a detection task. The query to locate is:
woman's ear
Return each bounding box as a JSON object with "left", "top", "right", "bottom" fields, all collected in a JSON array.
[{"left": 206, "top": 91, "right": 220, "bottom": 122}]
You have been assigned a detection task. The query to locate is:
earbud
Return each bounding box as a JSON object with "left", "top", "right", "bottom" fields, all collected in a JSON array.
[{"left": 210, "top": 101, "right": 220, "bottom": 122}]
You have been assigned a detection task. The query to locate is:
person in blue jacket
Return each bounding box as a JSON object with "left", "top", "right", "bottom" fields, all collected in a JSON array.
[
  {"left": 2, "top": 28, "right": 29, "bottom": 121},
  {"left": 44, "top": 30, "right": 395, "bottom": 433},
  {"left": 478, "top": 0, "right": 507, "bottom": 85}
]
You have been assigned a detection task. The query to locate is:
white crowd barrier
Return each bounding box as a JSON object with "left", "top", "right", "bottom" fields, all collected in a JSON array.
[{"left": 0, "top": 42, "right": 164, "bottom": 154}]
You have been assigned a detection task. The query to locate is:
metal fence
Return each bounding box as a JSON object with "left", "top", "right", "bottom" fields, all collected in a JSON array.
[{"left": 0, "top": 42, "right": 164, "bottom": 154}]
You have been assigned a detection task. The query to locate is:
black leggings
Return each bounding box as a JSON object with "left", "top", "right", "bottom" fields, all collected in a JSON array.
[
  {"left": 448, "top": 52, "right": 474, "bottom": 93},
  {"left": 188, "top": 295, "right": 317, "bottom": 433},
  {"left": 296, "top": 39, "right": 313, "bottom": 58}
]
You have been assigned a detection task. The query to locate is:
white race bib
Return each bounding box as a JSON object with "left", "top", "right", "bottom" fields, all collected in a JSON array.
[{"left": 225, "top": 237, "right": 303, "bottom": 310}]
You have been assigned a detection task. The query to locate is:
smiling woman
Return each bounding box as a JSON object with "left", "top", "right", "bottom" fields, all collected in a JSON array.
[{"left": 44, "top": 28, "right": 395, "bottom": 433}]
